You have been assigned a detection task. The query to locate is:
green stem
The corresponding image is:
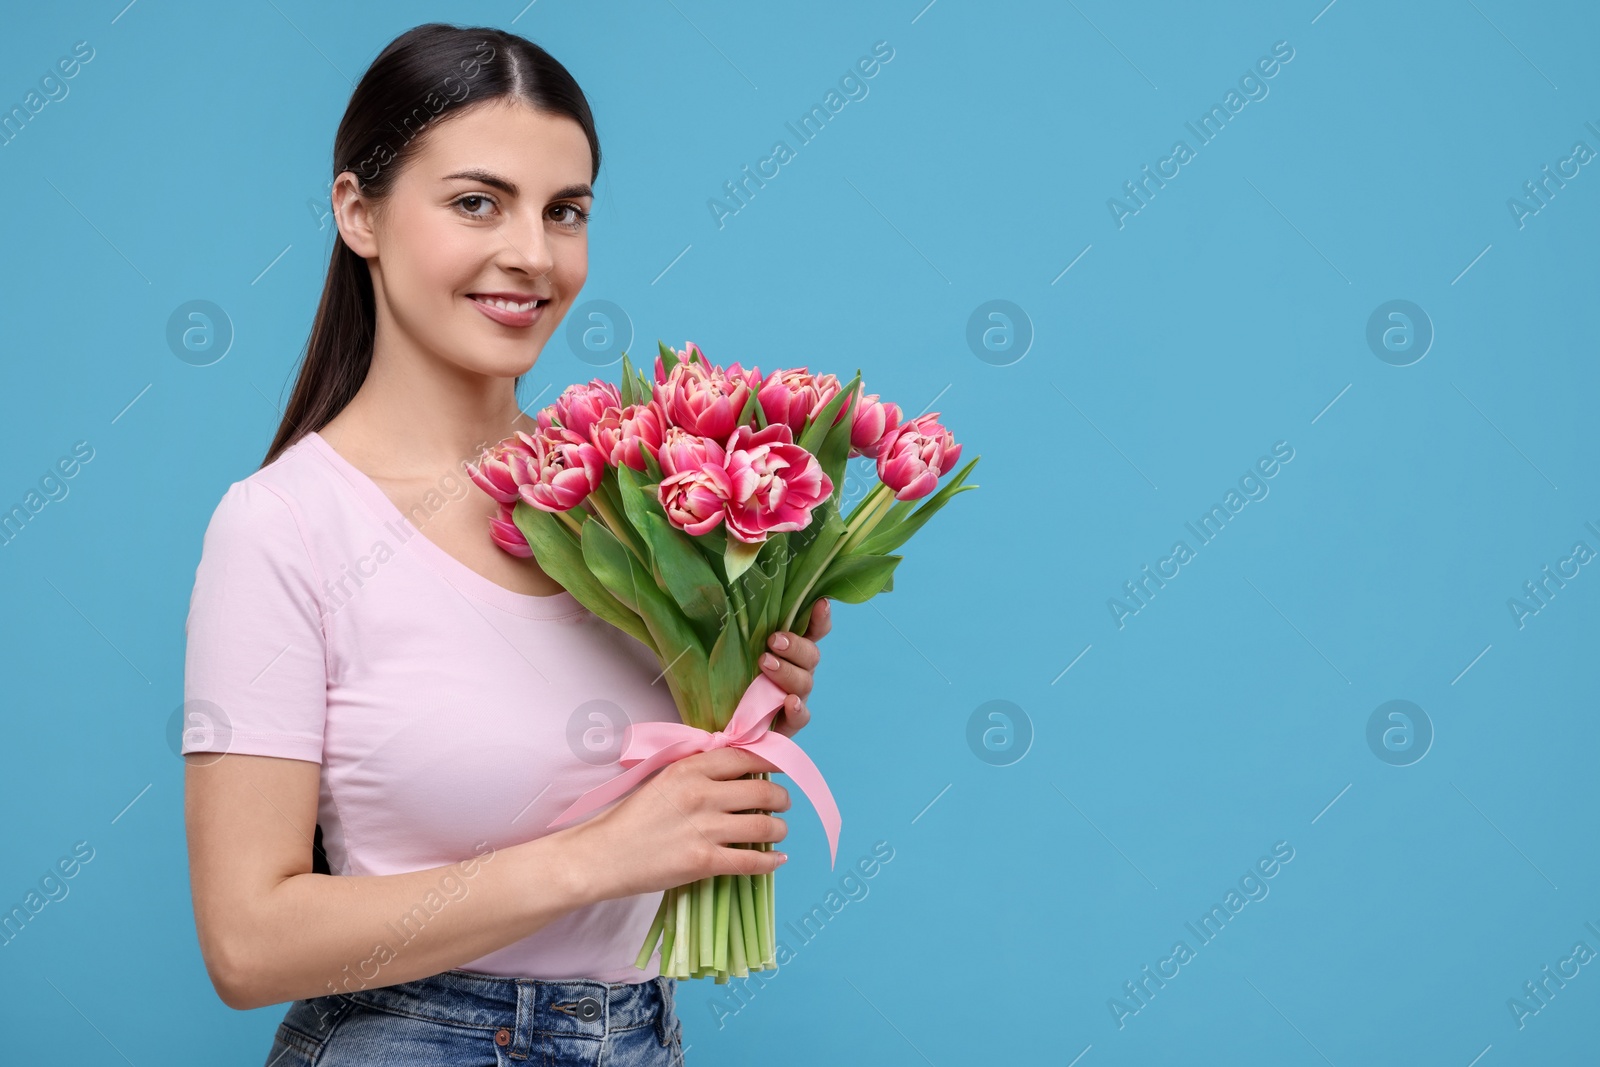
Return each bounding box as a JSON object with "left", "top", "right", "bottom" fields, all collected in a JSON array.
[
  {"left": 555, "top": 506, "right": 586, "bottom": 538},
  {"left": 838, "top": 483, "right": 895, "bottom": 556},
  {"left": 675, "top": 886, "right": 691, "bottom": 976},
  {"left": 728, "top": 883, "right": 749, "bottom": 977},
  {"left": 727, "top": 569, "right": 750, "bottom": 644},
  {"left": 659, "top": 889, "right": 676, "bottom": 976},
  {"left": 752, "top": 864, "right": 770, "bottom": 966},
  {"left": 765, "top": 863, "right": 775, "bottom": 964},
  {"left": 736, "top": 870, "right": 760, "bottom": 970},
  {"left": 713, "top": 875, "right": 731, "bottom": 974},
  {"left": 780, "top": 484, "right": 891, "bottom": 632},
  {"left": 698, "top": 875, "right": 715, "bottom": 970},
  {"left": 634, "top": 895, "right": 668, "bottom": 971}
]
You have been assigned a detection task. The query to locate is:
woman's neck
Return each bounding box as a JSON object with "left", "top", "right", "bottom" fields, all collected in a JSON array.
[{"left": 318, "top": 350, "right": 537, "bottom": 483}]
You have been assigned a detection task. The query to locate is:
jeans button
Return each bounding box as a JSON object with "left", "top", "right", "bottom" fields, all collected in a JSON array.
[
  {"left": 576, "top": 996, "right": 601, "bottom": 1021},
  {"left": 495, "top": 1028, "right": 511, "bottom": 1047}
]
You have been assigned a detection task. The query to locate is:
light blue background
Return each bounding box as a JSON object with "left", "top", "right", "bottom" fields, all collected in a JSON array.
[{"left": 2, "top": 0, "right": 1596, "bottom": 1063}]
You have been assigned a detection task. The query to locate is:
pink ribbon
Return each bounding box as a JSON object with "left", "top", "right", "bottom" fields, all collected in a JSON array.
[{"left": 545, "top": 673, "right": 841, "bottom": 868}]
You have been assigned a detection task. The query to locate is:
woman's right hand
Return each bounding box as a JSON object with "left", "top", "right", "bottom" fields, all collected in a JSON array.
[{"left": 562, "top": 747, "right": 792, "bottom": 902}]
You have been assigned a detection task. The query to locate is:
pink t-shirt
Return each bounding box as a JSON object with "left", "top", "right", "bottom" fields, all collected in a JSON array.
[{"left": 182, "top": 430, "right": 680, "bottom": 984}]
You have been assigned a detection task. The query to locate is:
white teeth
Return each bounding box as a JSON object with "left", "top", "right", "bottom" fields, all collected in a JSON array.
[{"left": 476, "top": 297, "right": 541, "bottom": 312}]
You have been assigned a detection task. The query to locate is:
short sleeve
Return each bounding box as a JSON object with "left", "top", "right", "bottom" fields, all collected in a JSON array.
[{"left": 182, "top": 477, "right": 329, "bottom": 763}]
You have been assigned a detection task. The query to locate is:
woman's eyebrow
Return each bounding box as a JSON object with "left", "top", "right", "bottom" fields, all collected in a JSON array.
[{"left": 441, "top": 169, "right": 593, "bottom": 202}]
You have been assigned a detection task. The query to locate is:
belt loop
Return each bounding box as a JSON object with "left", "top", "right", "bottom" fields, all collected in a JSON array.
[
  {"left": 509, "top": 979, "right": 537, "bottom": 1060},
  {"left": 654, "top": 976, "right": 676, "bottom": 1046}
]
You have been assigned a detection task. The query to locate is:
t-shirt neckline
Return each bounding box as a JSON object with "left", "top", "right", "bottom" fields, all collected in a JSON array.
[{"left": 302, "top": 429, "right": 585, "bottom": 620}]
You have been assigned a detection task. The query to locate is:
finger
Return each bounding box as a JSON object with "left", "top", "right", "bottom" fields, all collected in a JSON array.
[
  {"left": 759, "top": 651, "right": 813, "bottom": 699},
  {"left": 771, "top": 694, "right": 810, "bottom": 738},
  {"left": 718, "top": 778, "right": 790, "bottom": 813},
  {"left": 802, "top": 597, "right": 832, "bottom": 640},
  {"left": 694, "top": 746, "right": 782, "bottom": 780},
  {"left": 767, "top": 630, "right": 820, "bottom": 671},
  {"left": 717, "top": 812, "right": 789, "bottom": 847},
  {"left": 723, "top": 843, "right": 788, "bottom": 875}
]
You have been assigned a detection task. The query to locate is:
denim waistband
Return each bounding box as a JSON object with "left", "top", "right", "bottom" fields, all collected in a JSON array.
[{"left": 336, "top": 968, "right": 676, "bottom": 1051}]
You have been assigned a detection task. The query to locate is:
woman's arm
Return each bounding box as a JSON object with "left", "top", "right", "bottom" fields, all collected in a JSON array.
[
  {"left": 185, "top": 752, "right": 591, "bottom": 1011},
  {"left": 185, "top": 744, "right": 791, "bottom": 1011}
]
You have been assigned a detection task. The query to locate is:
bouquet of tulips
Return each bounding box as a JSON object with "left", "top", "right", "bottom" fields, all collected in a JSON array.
[{"left": 467, "top": 340, "right": 977, "bottom": 983}]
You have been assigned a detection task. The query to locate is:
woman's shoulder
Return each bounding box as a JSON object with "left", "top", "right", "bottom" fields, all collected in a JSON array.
[{"left": 199, "top": 434, "right": 341, "bottom": 567}]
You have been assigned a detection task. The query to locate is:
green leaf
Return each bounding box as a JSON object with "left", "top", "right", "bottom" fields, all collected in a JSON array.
[
  {"left": 625, "top": 555, "right": 713, "bottom": 727},
  {"left": 786, "top": 492, "right": 835, "bottom": 562},
  {"left": 857, "top": 455, "right": 981, "bottom": 556},
  {"left": 640, "top": 511, "right": 730, "bottom": 641},
  {"left": 706, "top": 622, "right": 754, "bottom": 730},
  {"left": 596, "top": 477, "right": 653, "bottom": 578},
  {"left": 513, "top": 503, "right": 655, "bottom": 652},
  {"left": 882, "top": 497, "right": 917, "bottom": 526},
  {"left": 725, "top": 537, "right": 762, "bottom": 583},
  {"left": 612, "top": 459, "right": 654, "bottom": 519},
  {"left": 723, "top": 561, "right": 750, "bottom": 643},
  {"left": 732, "top": 532, "right": 787, "bottom": 658},
  {"left": 737, "top": 387, "right": 762, "bottom": 429},
  {"left": 812, "top": 553, "right": 902, "bottom": 604},
  {"left": 613, "top": 465, "right": 687, "bottom": 595},
  {"left": 797, "top": 371, "right": 861, "bottom": 459},
  {"left": 782, "top": 500, "right": 845, "bottom": 601},
  {"left": 658, "top": 339, "right": 682, "bottom": 374},
  {"left": 585, "top": 515, "right": 713, "bottom": 726},
  {"left": 694, "top": 522, "right": 730, "bottom": 580},
  {"left": 637, "top": 439, "right": 663, "bottom": 482},
  {"left": 760, "top": 532, "right": 789, "bottom": 622},
  {"left": 814, "top": 378, "right": 860, "bottom": 502},
  {"left": 758, "top": 541, "right": 789, "bottom": 657},
  {"left": 579, "top": 517, "right": 644, "bottom": 615},
  {"left": 619, "top": 352, "right": 638, "bottom": 407}
]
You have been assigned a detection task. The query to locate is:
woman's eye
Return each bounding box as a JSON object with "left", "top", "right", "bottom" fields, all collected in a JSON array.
[
  {"left": 454, "top": 194, "right": 495, "bottom": 217},
  {"left": 551, "top": 203, "right": 591, "bottom": 227}
]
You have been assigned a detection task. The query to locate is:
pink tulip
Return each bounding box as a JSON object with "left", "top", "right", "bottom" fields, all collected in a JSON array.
[
  {"left": 849, "top": 390, "right": 903, "bottom": 458},
  {"left": 590, "top": 401, "right": 666, "bottom": 472},
  {"left": 466, "top": 435, "right": 536, "bottom": 504},
  {"left": 516, "top": 427, "right": 607, "bottom": 512},
  {"left": 757, "top": 368, "right": 843, "bottom": 435},
  {"left": 488, "top": 499, "right": 532, "bottom": 558},
  {"left": 653, "top": 352, "right": 756, "bottom": 442},
  {"left": 534, "top": 404, "right": 557, "bottom": 432},
  {"left": 721, "top": 360, "right": 765, "bottom": 393},
  {"left": 657, "top": 425, "right": 727, "bottom": 478},
  {"left": 654, "top": 341, "right": 708, "bottom": 387},
  {"left": 659, "top": 464, "right": 734, "bottom": 536},
  {"left": 722, "top": 423, "right": 833, "bottom": 543},
  {"left": 876, "top": 412, "right": 961, "bottom": 501},
  {"left": 553, "top": 379, "right": 622, "bottom": 440}
]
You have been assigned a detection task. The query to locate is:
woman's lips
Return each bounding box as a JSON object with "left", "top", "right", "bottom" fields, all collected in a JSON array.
[{"left": 468, "top": 293, "right": 548, "bottom": 328}]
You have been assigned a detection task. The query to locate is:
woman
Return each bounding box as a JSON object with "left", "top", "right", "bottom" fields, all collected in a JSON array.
[{"left": 181, "top": 23, "right": 829, "bottom": 1065}]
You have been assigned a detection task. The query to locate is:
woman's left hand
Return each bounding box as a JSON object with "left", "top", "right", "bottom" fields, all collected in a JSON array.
[{"left": 761, "top": 598, "right": 831, "bottom": 738}]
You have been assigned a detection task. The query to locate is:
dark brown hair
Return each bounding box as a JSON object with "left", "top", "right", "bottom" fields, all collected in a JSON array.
[{"left": 260, "top": 23, "right": 601, "bottom": 468}]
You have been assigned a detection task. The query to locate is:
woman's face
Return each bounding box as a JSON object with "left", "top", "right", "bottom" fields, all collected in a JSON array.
[{"left": 338, "top": 98, "right": 593, "bottom": 379}]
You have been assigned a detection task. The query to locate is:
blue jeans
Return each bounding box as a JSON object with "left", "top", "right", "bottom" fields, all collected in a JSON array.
[{"left": 264, "top": 969, "right": 684, "bottom": 1066}]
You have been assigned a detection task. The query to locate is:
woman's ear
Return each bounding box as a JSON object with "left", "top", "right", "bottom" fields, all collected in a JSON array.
[{"left": 332, "top": 171, "right": 379, "bottom": 258}]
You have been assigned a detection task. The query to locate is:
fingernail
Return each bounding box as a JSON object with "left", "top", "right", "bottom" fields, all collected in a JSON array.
[
  {"left": 776, "top": 852, "right": 788, "bottom": 865},
  {"left": 761, "top": 653, "right": 779, "bottom": 670},
  {"left": 769, "top": 633, "right": 790, "bottom": 651}
]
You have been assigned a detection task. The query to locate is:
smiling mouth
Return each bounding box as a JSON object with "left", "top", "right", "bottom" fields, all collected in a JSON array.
[{"left": 469, "top": 294, "right": 550, "bottom": 312}]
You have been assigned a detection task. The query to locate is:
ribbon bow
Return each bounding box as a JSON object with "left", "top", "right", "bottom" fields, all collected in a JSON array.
[{"left": 546, "top": 673, "right": 841, "bottom": 868}]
